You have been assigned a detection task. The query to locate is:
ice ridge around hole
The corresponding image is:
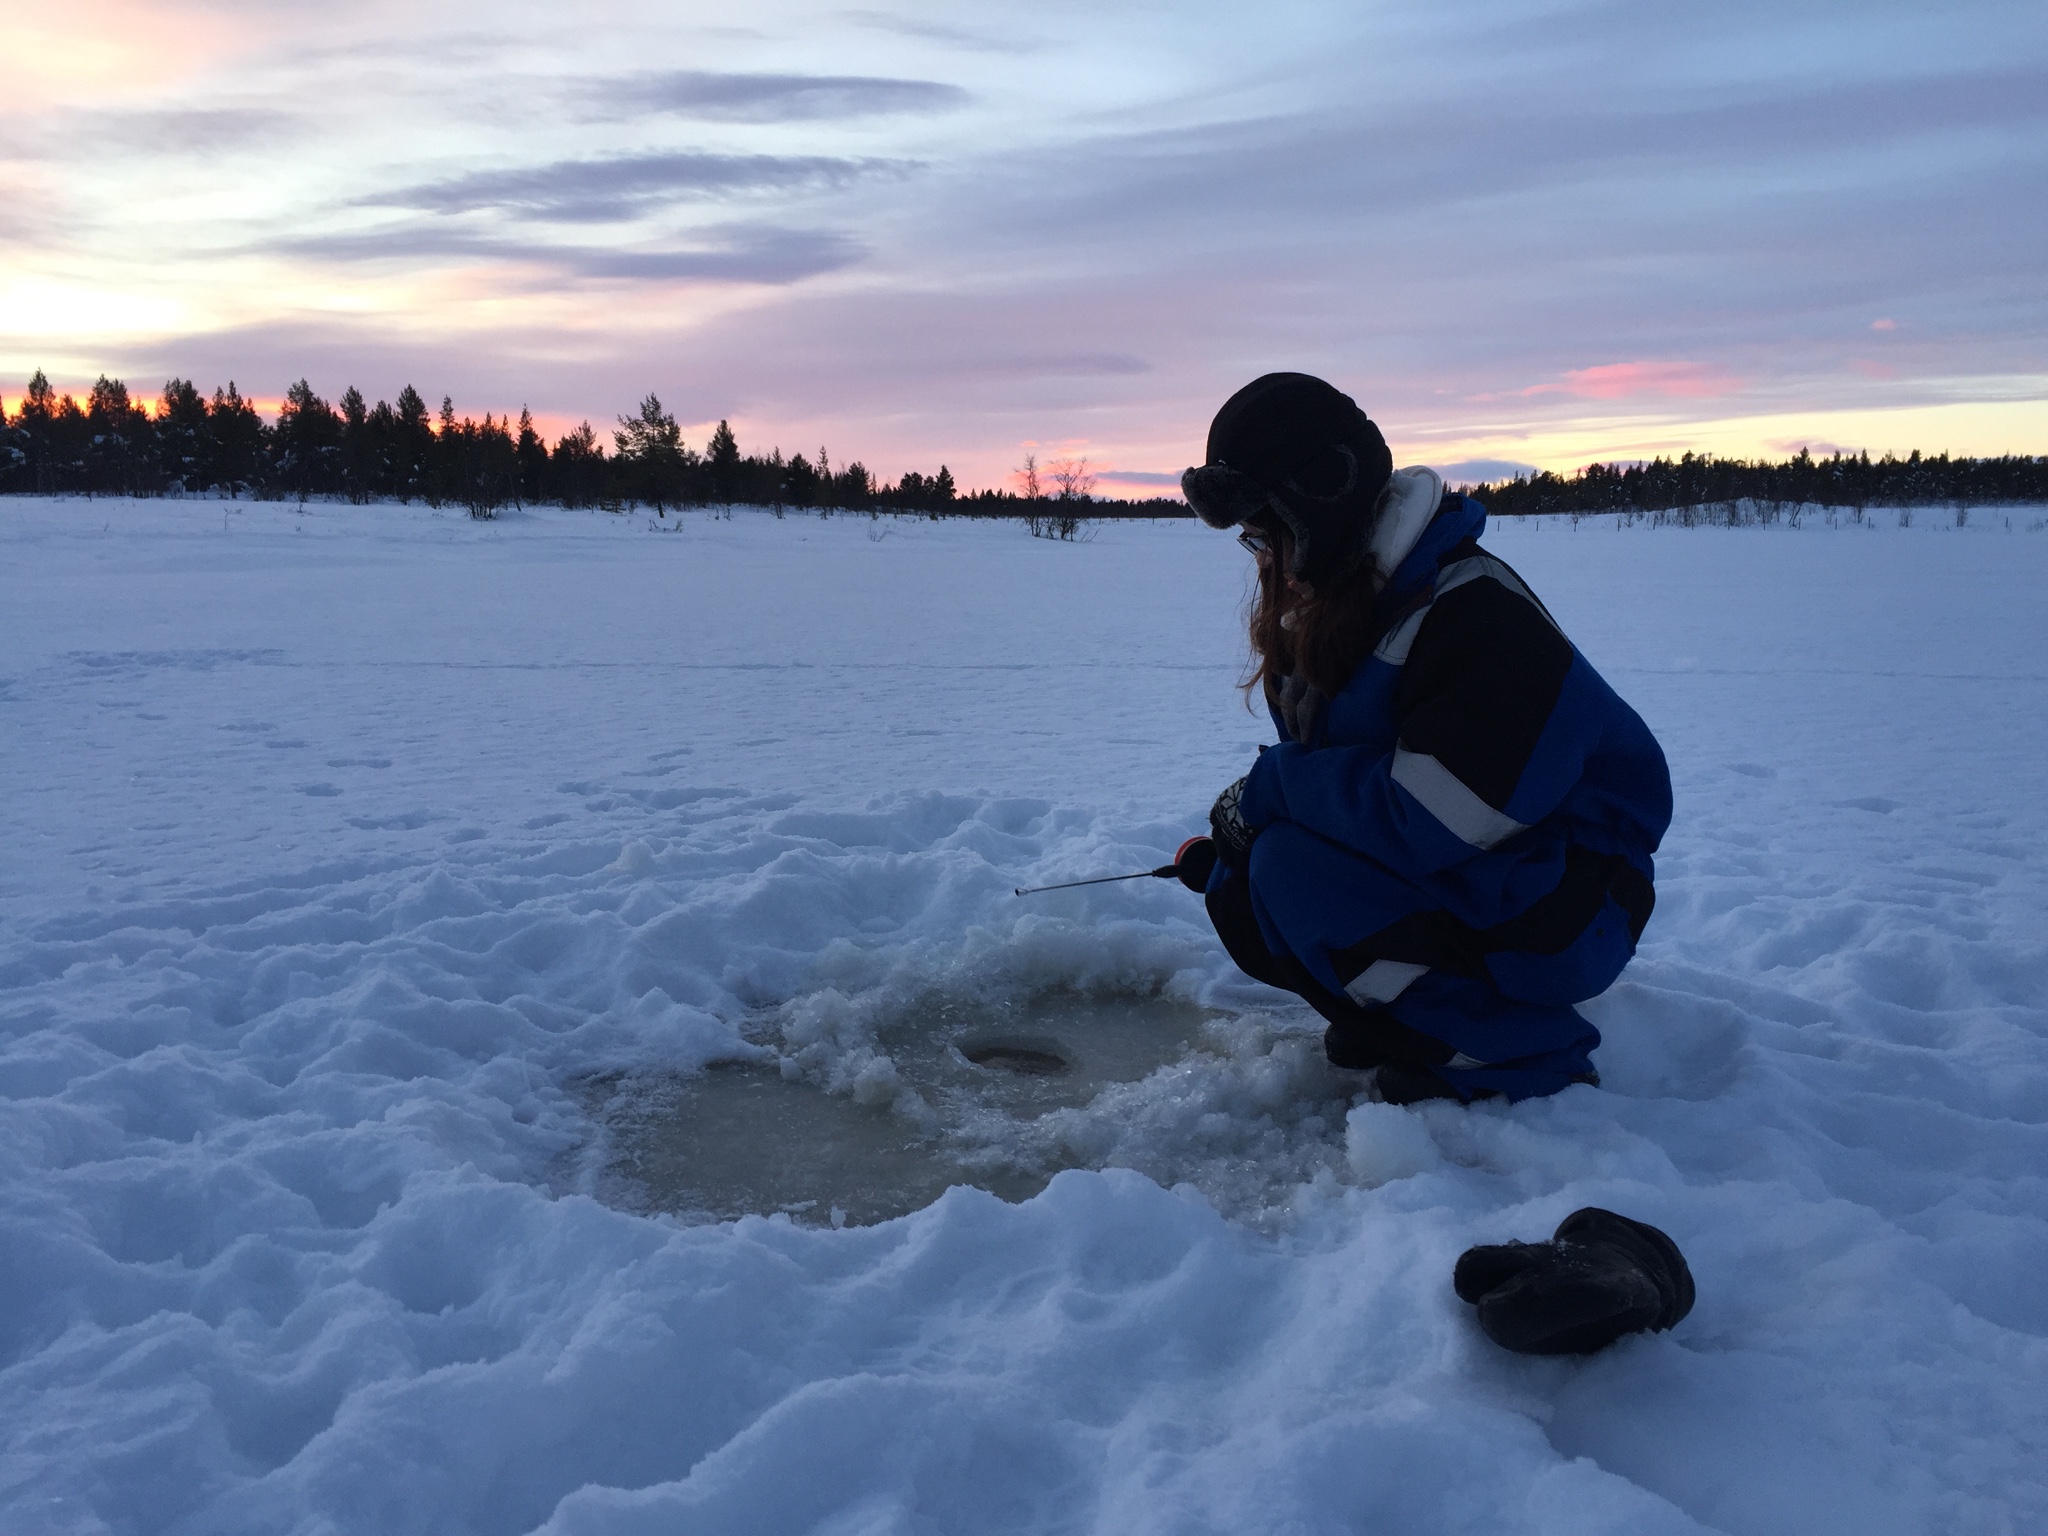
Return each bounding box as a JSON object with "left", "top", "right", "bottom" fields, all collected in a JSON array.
[{"left": 583, "top": 984, "right": 1370, "bottom": 1227}]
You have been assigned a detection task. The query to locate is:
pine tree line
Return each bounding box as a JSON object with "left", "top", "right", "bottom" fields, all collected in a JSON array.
[
  {"left": 0, "top": 371, "right": 1185, "bottom": 520},
  {"left": 1465, "top": 448, "right": 2048, "bottom": 518},
  {"left": 21, "top": 371, "right": 2026, "bottom": 525}
]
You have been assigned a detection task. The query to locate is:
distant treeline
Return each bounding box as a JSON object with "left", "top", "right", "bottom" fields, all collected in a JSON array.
[
  {"left": 12, "top": 372, "right": 2040, "bottom": 527},
  {"left": 1464, "top": 449, "right": 2048, "bottom": 517},
  {"left": 0, "top": 372, "right": 1186, "bottom": 521}
]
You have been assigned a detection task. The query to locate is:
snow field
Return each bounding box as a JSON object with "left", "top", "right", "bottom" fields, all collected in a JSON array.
[{"left": 2, "top": 497, "right": 2045, "bottom": 1534}]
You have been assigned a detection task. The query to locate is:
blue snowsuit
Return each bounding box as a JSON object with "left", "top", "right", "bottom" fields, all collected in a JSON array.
[{"left": 1214, "top": 489, "right": 1672, "bottom": 1100}]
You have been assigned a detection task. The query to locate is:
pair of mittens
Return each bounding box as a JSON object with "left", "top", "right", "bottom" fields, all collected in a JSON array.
[{"left": 1454, "top": 1207, "right": 1695, "bottom": 1355}]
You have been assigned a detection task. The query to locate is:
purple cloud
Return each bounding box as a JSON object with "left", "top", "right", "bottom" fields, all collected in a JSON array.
[
  {"left": 363, "top": 152, "right": 907, "bottom": 223},
  {"left": 584, "top": 71, "right": 968, "bottom": 123},
  {"left": 276, "top": 222, "right": 862, "bottom": 285}
]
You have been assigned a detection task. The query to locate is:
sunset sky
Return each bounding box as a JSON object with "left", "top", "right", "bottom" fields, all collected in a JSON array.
[{"left": 3, "top": 0, "right": 2043, "bottom": 490}]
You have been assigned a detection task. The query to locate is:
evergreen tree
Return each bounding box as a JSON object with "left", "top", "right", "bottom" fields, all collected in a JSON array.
[
  {"left": 14, "top": 371, "right": 58, "bottom": 492},
  {"left": 835, "top": 460, "right": 873, "bottom": 508},
  {"left": 273, "top": 380, "right": 342, "bottom": 501},
  {"left": 707, "top": 418, "right": 741, "bottom": 504},
  {"left": 742, "top": 446, "right": 787, "bottom": 509},
  {"left": 0, "top": 390, "right": 17, "bottom": 493},
  {"left": 392, "top": 386, "right": 434, "bottom": 502},
  {"left": 338, "top": 386, "right": 373, "bottom": 503},
  {"left": 614, "top": 393, "right": 690, "bottom": 513},
  {"left": 550, "top": 421, "right": 606, "bottom": 508},
  {"left": 815, "top": 447, "right": 837, "bottom": 512},
  {"left": 427, "top": 396, "right": 458, "bottom": 506},
  {"left": 20, "top": 370, "right": 56, "bottom": 425},
  {"left": 156, "top": 379, "right": 210, "bottom": 492},
  {"left": 207, "top": 384, "right": 265, "bottom": 496},
  {"left": 782, "top": 452, "right": 819, "bottom": 507},
  {"left": 49, "top": 390, "right": 91, "bottom": 493},
  {"left": 86, "top": 376, "right": 153, "bottom": 495},
  {"left": 364, "top": 399, "right": 400, "bottom": 499},
  {"left": 443, "top": 411, "right": 518, "bottom": 517},
  {"left": 515, "top": 407, "right": 548, "bottom": 503}
]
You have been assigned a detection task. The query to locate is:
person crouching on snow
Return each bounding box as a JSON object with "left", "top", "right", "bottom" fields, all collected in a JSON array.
[{"left": 1177, "top": 373, "right": 1672, "bottom": 1105}]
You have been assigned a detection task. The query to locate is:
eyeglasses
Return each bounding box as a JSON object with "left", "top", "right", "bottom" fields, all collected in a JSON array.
[{"left": 1237, "top": 528, "right": 1272, "bottom": 556}]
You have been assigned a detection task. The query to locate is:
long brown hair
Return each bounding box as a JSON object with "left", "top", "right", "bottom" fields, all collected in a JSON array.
[{"left": 1243, "top": 526, "right": 1387, "bottom": 706}]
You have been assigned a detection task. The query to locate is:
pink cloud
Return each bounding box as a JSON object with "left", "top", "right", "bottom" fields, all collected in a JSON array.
[
  {"left": 1551, "top": 360, "right": 1744, "bottom": 400},
  {"left": 1473, "top": 360, "right": 1745, "bottom": 404},
  {"left": 1094, "top": 468, "right": 1181, "bottom": 489},
  {"left": 1871, "top": 318, "right": 1898, "bottom": 331}
]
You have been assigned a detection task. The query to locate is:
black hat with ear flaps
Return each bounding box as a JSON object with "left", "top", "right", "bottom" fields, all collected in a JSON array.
[{"left": 1182, "top": 372, "right": 1395, "bottom": 587}]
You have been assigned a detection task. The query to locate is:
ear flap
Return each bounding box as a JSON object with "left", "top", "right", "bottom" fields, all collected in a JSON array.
[
  {"left": 1283, "top": 444, "right": 1358, "bottom": 502},
  {"left": 1181, "top": 463, "right": 1275, "bottom": 529}
]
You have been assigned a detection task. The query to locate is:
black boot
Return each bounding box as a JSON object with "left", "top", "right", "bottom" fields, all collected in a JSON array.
[
  {"left": 1453, "top": 1208, "right": 1694, "bottom": 1355},
  {"left": 1375, "top": 1062, "right": 1498, "bottom": 1105},
  {"left": 1322, "top": 1020, "right": 1386, "bottom": 1072}
]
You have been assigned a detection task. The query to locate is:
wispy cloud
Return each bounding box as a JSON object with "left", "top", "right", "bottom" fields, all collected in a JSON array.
[
  {"left": 0, "top": 176, "right": 57, "bottom": 242},
  {"left": 0, "top": 105, "right": 298, "bottom": 164},
  {"left": 105, "top": 106, "right": 298, "bottom": 152},
  {"left": 362, "top": 152, "right": 907, "bottom": 223},
  {"left": 582, "top": 70, "right": 968, "bottom": 123},
  {"left": 950, "top": 352, "right": 1151, "bottom": 380},
  {"left": 276, "top": 221, "right": 859, "bottom": 285},
  {"left": 841, "top": 11, "right": 1031, "bottom": 53}
]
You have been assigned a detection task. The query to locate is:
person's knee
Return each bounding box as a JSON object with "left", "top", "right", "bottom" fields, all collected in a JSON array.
[{"left": 1244, "top": 819, "right": 1309, "bottom": 886}]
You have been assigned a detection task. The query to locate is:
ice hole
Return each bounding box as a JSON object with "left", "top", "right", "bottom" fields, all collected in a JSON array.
[
  {"left": 587, "top": 991, "right": 1216, "bottom": 1226},
  {"left": 586, "top": 1062, "right": 1011, "bottom": 1228},
  {"left": 960, "top": 1038, "right": 1068, "bottom": 1075}
]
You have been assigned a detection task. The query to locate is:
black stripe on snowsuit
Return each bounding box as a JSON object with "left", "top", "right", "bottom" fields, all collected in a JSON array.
[
  {"left": 1394, "top": 538, "right": 1574, "bottom": 816},
  {"left": 1329, "top": 844, "right": 1655, "bottom": 986}
]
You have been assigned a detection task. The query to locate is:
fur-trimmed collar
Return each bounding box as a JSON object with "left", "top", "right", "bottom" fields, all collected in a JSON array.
[{"left": 1368, "top": 466, "right": 1444, "bottom": 587}]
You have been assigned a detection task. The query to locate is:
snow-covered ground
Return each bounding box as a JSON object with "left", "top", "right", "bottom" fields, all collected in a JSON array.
[{"left": 3, "top": 495, "right": 2045, "bottom": 1536}]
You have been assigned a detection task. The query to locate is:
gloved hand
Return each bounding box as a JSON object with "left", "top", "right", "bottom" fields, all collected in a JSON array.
[
  {"left": 1453, "top": 1207, "right": 1694, "bottom": 1355},
  {"left": 1209, "top": 776, "right": 1257, "bottom": 868}
]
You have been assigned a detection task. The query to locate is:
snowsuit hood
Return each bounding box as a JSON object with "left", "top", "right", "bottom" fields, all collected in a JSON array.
[{"left": 1370, "top": 466, "right": 1452, "bottom": 591}]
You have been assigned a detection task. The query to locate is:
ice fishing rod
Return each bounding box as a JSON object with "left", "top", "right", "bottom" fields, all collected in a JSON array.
[
  {"left": 1013, "top": 865, "right": 1179, "bottom": 896},
  {"left": 1014, "top": 838, "right": 1216, "bottom": 897}
]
